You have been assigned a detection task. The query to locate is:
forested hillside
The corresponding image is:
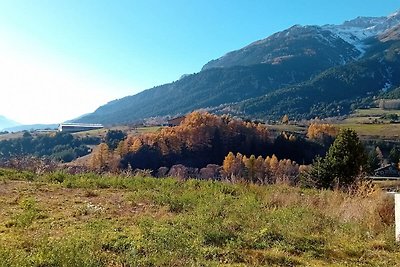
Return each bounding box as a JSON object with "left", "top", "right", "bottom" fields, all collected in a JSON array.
[
  {"left": 77, "top": 58, "right": 329, "bottom": 124},
  {"left": 0, "top": 132, "right": 100, "bottom": 163},
  {"left": 227, "top": 39, "right": 400, "bottom": 120}
]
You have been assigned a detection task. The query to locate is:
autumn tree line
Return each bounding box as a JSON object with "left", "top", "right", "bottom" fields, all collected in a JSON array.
[
  {"left": 1, "top": 112, "right": 396, "bottom": 190},
  {"left": 83, "top": 111, "right": 400, "bottom": 189},
  {"left": 118, "top": 112, "right": 271, "bottom": 170},
  {"left": 222, "top": 153, "right": 307, "bottom": 185},
  {"left": 90, "top": 112, "right": 353, "bottom": 186}
]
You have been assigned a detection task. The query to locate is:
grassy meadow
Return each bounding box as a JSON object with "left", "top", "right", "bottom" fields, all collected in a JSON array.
[
  {"left": 335, "top": 108, "right": 400, "bottom": 139},
  {"left": 0, "top": 126, "right": 162, "bottom": 143},
  {"left": 74, "top": 126, "right": 161, "bottom": 137},
  {"left": 336, "top": 123, "right": 400, "bottom": 139},
  {"left": 0, "top": 168, "right": 399, "bottom": 266},
  {"left": 352, "top": 108, "right": 400, "bottom": 118}
]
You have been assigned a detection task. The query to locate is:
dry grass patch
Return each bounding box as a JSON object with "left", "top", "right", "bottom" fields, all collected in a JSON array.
[{"left": 0, "top": 170, "right": 400, "bottom": 266}]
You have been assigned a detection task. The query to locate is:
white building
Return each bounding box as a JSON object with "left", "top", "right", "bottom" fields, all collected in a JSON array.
[{"left": 58, "top": 123, "right": 104, "bottom": 133}]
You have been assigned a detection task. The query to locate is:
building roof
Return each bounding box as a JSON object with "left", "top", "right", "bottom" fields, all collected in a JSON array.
[
  {"left": 59, "top": 123, "right": 103, "bottom": 127},
  {"left": 374, "top": 164, "right": 398, "bottom": 172},
  {"left": 167, "top": 116, "right": 186, "bottom": 126}
]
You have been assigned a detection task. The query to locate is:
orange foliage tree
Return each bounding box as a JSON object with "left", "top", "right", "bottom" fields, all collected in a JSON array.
[
  {"left": 222, "top": 152, "right": 302, "bottom": 185},
  {"left": 307, "top": 123, "right": 337, "bottom": 140},
  {"left": 120, "top": 112, "right": 271, "bottom": 170},
  {"left": 90, "top": 143, "right": 110, "bottom": 171}
]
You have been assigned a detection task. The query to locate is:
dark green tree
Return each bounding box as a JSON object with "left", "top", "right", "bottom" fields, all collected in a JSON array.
[
  {"left": 310, "top": 129, "right": 367, "bottom": 189},
  {"left": 367, "top": 149, "right": 381, "bottom": 174},
  {"left": 22, "top": 131, "right": 32, "bottom": 138},
  {"left": 105, "top": 130, "right": 127, "bottom": 150},
  {"left": 389, "top": 147, "right": 400, "bottom": 164}
]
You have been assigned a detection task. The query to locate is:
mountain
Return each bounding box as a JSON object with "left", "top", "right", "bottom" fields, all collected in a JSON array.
[
  {"left": 220, "top": 37, "right": 400, "bottom": 120},
  {"left": 78, "top": 61, "right": 332, "bottom": 124},
  {"left": 322, "top": 10, "right": 400, "bottom": 55},
  {"left": 0, "top": 115, "right": 20, "bottom": 131},
  {"left": 379, "top": 24, "right": 400, "bottom": 42},
  {"left": 77, "top": 10, "right": 400, "bottom": 125},
  {"left": 202, "top": 25, "right": 360, "bottom": 70}
]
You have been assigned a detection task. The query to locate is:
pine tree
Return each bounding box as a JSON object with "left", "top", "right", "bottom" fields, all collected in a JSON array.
[
  {"left": 310, "top": 129, "right": 367, "bottom": 189},
  {"left": 367, "top": 149, "right": 380, "bottom": 174},
  {"left": 389, "top": 147, "right": 400, "bottom": 164}
]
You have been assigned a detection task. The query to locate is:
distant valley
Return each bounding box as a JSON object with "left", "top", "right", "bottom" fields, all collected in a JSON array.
[
  {"left": 76, "top": 10, "right": 400, "bottom": 124},
  {"left": 0, "top": 115, "right": 58, "bottom": 133},
  {"left": 3, "top": 124, "right": 58, "bottom": 132}
]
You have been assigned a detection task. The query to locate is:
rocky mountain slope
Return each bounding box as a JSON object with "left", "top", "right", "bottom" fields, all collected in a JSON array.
[
  {"left": 202, "top": 25, "right": 360, "bottom": 70},
  {"left": 77, "top": 10, "right": 400, "bottom": 124}
]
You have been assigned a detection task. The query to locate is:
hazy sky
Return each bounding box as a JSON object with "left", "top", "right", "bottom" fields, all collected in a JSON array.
[{"left": 0, "top": 1, "right": 399, "bottom": 124}]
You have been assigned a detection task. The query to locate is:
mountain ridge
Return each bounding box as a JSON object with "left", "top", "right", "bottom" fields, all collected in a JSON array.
[
  {"left": 76, "top": 10, "right": 400, "bottom": 125},
  {"left": 220, "top": 38, "right": 400, "bottom": 120},
  {"left": 201, "top": 25, "right": 361, "bottom": 70}
]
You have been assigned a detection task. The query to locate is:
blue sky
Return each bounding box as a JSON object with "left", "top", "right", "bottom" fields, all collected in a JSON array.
[{"left": 0, "top": 0, "right": 399, "bottom": 124}]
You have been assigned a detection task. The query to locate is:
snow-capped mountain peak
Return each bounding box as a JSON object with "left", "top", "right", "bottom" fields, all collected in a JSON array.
[
  {"left": 322, "top": 11, "right": 400, "bottom": 56},
  {"left": 388, "top": 10, "right": 400, "bottom": 19}
]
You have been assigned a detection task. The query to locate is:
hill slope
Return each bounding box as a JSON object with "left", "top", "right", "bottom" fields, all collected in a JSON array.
[
  {"left": 202, "top": 25, "right": 360, "bottom": 70},
  {"left": 78, "top": 58, "right": 329, "bottom": 124},
  {"left": 221, "top": 38, "right": 400, "bottom": 120},
  {"left": 77, "top": 10, "right": 400, "bottom": 125}
]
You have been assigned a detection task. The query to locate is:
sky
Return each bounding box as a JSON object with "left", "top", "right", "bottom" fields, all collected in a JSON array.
[{"left": 0, "top": 1, "right": 399, "bottom": 124}]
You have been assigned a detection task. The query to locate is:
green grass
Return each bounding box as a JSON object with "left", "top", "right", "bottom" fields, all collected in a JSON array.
[
  {"left": 267, "top": 124, "right": 307, "bottom": 133},
  {"left": 353, "top": 108, "right": 400, "bottom": 117},
  {"left": 326, "top": 108, "right": 400, "bottom": 139},
  {"left": 0, "top": 168, "right": 399, "bottom": 266},
  {"left": 336, "top": 123, "right": 400, "bottom": 139},
  {"left": 73, "top": 126, "right": 162, "bottom": 139}
]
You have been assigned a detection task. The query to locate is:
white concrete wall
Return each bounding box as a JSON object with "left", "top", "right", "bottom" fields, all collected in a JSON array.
[{"left": 395, "top": 194, "right": 400, "bottom": 241}]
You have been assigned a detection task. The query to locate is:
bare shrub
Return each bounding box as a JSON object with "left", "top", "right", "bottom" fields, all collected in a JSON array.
[
  {"left": 377, "top": 194, "right": 395, "bottom": 226},
  {"left": 1, "top": 156, "right": 58, "bottom": 174},
  {"left": 167, "top": 165, "right": 200, "bottom": 180},
  {"left": 157, "top": 167, "right": 169, "bottom": 178},
  {"left": 199, "top": 164, "right": 221, "bottom": 180},
  {"left": 133, "top": 169, "right": 153, "bottom": 177},
  {"left": 348, "top": 178, "right": 377, "bottom": 198},
  {"left": 321, "top": 189, "right": 394, "bottom": 233}
]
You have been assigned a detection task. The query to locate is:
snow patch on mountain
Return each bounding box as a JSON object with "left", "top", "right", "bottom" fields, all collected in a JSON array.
[
  {"left": 388, "top": 10, "right": 400, "bottom": 19},
  {"left": 322, "top": 25, "right": 374, "bottom": 56},
  {"left": 323, "top": 11, "right": 400, "bottom": 57}
]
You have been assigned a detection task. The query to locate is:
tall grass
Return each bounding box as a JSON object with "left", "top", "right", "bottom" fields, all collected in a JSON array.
[{"left": 0, "top": 168, "right": 399, "bottom": 266}]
